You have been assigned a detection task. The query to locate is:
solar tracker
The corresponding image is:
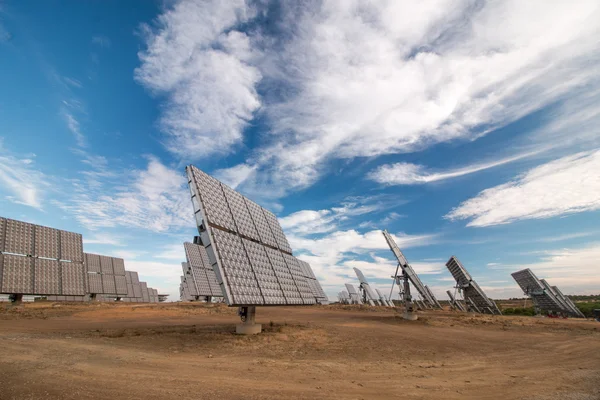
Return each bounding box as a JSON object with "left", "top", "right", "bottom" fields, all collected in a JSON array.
[
  {"left": 381, "top": 230, "right": 439, "bottom": 308},
  {"left": 511, "top": 268, "right": 565, "bottom": 313},
  {"left": 353, "top": 267, "right": 381, "bottom": 305},
  {"left": 184, "top": 242, "right": 223, "bottom": 298},
  {"left": 186, "top": 165, "right": 316, "bottom": 307},
  {"left": 345, "top": 283, "right": 363, "bottom": 304},
  {"left": 445, "top": 256, "right": 501, "bottom": 315},
  {"left": 424, "top": 285, "right": 442, "bottom": 309}
]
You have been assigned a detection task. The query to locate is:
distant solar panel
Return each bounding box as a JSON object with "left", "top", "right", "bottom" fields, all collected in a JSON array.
[
  {"left": 382, "top": 230, "right": 439, "bottom": 308},
  {"left": 511, "top": 268, "right": 564, "bottom": 313},
  {"left": 298, "top": 259, "right": 328, "bottom": 304},
  {"left": 345, "top": 283, "right": 362, "bottom": 304},
  {"left": 446, "top": 290, "right": 466, "bottom": 312},
  {"left": 184, "top": 242, "right": 223, "bottom": 298},
  {"left": 375, "top": 288, "right": 393, "bottom": 307},
  {"left": 353, "top": 267, "right": 381, "bottom": 305},
  {"left": 445, "top": 256, "right": 501, "bottom": 315},
  {"left": 186, "top": 165, "right": 316, "bottom": 307}
]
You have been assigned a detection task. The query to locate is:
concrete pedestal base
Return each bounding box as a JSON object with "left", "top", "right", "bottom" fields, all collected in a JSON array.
[
  {"left": 236, "top": 323, "right": 262, "bottom": 335},
  {"left": 403, "top": 312, "right": 418, "bottom": 321}
]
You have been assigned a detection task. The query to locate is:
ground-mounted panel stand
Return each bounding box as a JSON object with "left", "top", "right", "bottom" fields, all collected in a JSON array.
[
  {"left": 394, "top": 270, "right": 417, "bottom": 321},
  {"left": 236, "top": 306, "right": 261, "bottom": 335},
  {"left": 9, "top": 294, "right": 24, "bottom": 306}
]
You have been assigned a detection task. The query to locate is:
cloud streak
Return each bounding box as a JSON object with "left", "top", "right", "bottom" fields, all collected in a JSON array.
[
  {"left": 446, "top": 150, "right": 600, "bottom": 226},
  {"left": 369, "top": 151, "right": 539, "bottom": 185},
  {"left": 0, "top": 142, "right": 47, "bottom": 209}
]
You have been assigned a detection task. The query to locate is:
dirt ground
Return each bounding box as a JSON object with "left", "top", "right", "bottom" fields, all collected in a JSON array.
[{"left": 0, "top": 302, "right": 598, "bottom": 400}]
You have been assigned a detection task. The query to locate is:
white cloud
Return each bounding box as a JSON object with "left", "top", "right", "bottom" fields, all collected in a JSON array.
[
  {"left": 135, "top": 0, "right": 261, "bottom": 159},
  {"left": 63, "top": 111, "right": 86, "bottom": 147},
  {"left": 0, "top": 143, "right": 47, "bottom": 209},
  {"left": 83, "top": 233, "right": 127, "bottom": 247},
  {"left": 213, "top": 163, "right": 256, "bottom": 189},
  {"left": 280, "top": 200, "right": 379, "bottom": 235},
  {"left": 57, "top": 157, "right": 192, "bottom": 232},
  {"left": 368, "top": 151, "right": 539, "bottom": 185},
  {"left": 249, "top": 0, "right": 600, "bottom": 193},
  {"left": 92, "top": 35, "right": 111, "bottom": 48},
  {"left": 502, "top": 242, "right": 600, "bottom": 295},
  {"left": 446, "top": 150, "right": 600, "bottom": 226},
  {"left": 126, "top": 260, "right": 183, "bottom": 301}
]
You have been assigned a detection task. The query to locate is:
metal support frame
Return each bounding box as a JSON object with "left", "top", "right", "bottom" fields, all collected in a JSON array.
[
  {"left": 236, "top": 306, "right": 261, "bottom": 335},
  {"left": 393, "top": 268, "right": 417, "bottom": 321}
]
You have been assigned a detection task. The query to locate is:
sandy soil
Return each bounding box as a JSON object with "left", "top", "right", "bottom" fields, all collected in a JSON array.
[{"left": 0, "top": 302, "right": 598, "bottom": 400}]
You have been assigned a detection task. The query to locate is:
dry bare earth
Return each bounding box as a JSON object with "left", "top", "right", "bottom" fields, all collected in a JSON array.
[{"left": 0, "top": 302, "right": 598, "bottom": 400}]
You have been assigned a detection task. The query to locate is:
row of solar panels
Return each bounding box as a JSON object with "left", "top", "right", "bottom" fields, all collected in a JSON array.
[
  {"left": 511, "top": 268, "right": 584, "bottom": 318},
  {"left": 0, "top": 216, "right": 157, "bottom": 303},
  {"left": 342, "top": 274, "right": 395, "bottom": 307},
  {"left": 179, "top": 240, "right": 329, "bottom": 304}
]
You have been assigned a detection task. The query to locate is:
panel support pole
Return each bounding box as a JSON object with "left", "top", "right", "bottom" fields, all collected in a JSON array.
[{"left": 236, "top": 306, "right": 261, "bottom": 335}]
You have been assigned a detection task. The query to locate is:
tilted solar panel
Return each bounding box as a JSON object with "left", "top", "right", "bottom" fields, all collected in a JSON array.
[
  {"left": 445, "top": 256, "right": 501, "bottom": 315},
  {"left": 186, "top": 165, "right": 316, "bottom": 307},
  {"left": 345, "top": 283, "right": 362, "bottom": 304},
  {"left": 511, "top": 268, "right": 564, "bottom": 313},
  {"left": 353, "top": 267, "right": 381, "bottom": 305},
  {"left": 382, "top": 230, "right": 438, "bottom": 308}
]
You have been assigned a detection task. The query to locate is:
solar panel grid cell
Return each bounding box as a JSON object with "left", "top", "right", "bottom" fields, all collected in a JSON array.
[
  {"left": 85, "top": 253, "right": 101, "bottom": 273},
  {"left": 4, "top": 219, "right": 34, "bottom": 256},
  {"left": 1, "top": 254, "right": 33, "bottom": 293},
  {"left": 34, "top": 258, "right": 61, "bottom": 294},
  {"left": 99, "top": 255, "right": 114, "bottom": 274},
  {"left": 0, "top": 217, "right": 5, "bottom": 252},
  {"left": 102, "top": 274, "right": 116, "bottom": 294},
  {"left": 34, "top": 225, "right": 60, "bottom": 259},
  {"left": 59, "top": 230, "right": 84, "bottom": 262},
  {"left": 88, "top": 274, "right": 103, "bottom": 293},
  {"left": 221, "top": 185, "right": 261, "bottom": 241},
  {"left": 112, "top": 258, "right": 126, "bottom": 276},
  {"left": 244, "top": 199, "right": 278, "bottom": 248},
  {"left": 61, "top": 263, "right": 86, "bottom": 295}
]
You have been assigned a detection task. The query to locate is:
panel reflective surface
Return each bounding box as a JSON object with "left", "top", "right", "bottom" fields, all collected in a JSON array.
[
  {"left": 446, "top": 256, "right": 501, "bottom": 315},
  {"left": 186, "top": 165, "right": 316, "bottom": 307}
]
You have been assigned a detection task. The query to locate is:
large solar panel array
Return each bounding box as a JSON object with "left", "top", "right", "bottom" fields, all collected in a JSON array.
[
  {"left": 445, "top": 256, "right": 502, "bottom": 315},
  {"left": 337, "top": 290, "right": 351, "bottom": 304},
  {"left": 375, "top": 288, "right": 394, "bottom": 307},
  {"left": 184, "top": 242, "right": 223, "bottom": 298},
  {"left": 352, "top": 267, "right": 381, "bottom": 306},
  {"left": 381, "top": 230, "right": 441, "bottom": 309},
  {"left": 344, "top": 283, "right": 363, "bottom": 304},
  {"left": 0, "top": 217, "right": 86, "bottom": 296},
  {"left": 186, "top": 165, "right": 322, "bottom": 307},
  {"left": 551, "top": 285, "right": 585, "bottom": 318}
]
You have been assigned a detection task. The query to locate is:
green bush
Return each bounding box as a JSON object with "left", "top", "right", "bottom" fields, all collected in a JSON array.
[
  {"left": 503, "top": 307, "right": 536, "bottom": 316},
  {"left": 572, "top": 301, "right": 600, "bottom": 318}
]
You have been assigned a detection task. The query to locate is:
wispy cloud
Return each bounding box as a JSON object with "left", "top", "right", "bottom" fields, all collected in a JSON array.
[
  {"left": 446, "top": 150, "right": 600, "bottom": 227},
  {"left": 91, "top": 35, "right": 111, "bottom": 48},
  {"left": 0, "top": 141, "right": 47, "bottom": 209},
  {"left": 368, "top": 151, "right": 540, "bottom": 185},
  {"left": 135, "top": 0, "right": 261, "bottom": 159},
  {"left": 56, "top": 156, "right": 192, "bottom": 232},
  {"left": 62, "top": 111, "right": 86, "bottom": 147}
]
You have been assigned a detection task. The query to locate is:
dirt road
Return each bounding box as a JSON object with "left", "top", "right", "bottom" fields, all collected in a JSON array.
[{"left": 0, "top": 302, "right": 598, "bottom": 400}]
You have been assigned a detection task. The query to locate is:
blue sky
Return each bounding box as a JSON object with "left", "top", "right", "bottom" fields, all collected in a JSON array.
[{"left": 1, "top": 0, "right": 599, "bottom": 302}]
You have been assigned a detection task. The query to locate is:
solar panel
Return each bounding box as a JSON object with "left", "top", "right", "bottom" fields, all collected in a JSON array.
[
  {"left": 61, "top": 262, "right": 86, "bottom": 295},
  {"left": 114, "top": 275, "right": 128, "bottom": 295},
  {"left": 445, "top": 256, "right": 501, "bottom": 315},
  {"left": 112, "top": 258, "right": 126, "bottom": 276},
  {"left": 102, "top": 274, "right": 117, "bottom": 294},
  {"left": 59, "top": 230, "right": 84, "bottom": 262},
  {"left": 353, "top": 267, "right": 381, "bottom": 305},
  {"left": 0, "top": 217, "right": 5, "bottom": 252},
  {"left": 298, "top": 260, "right": 327, "bottom": 303},
  {"left": 88, "top": 273, "right": 103, "bottom": 294},
  {"left": 345, "top": 283, "right": 363, "bottom": 304},
  {"left": 1, "top": 254, "right": 33, "bottom": 293},
  {"left": 34, "top": 258, "right": 61, "bottom": 294},
  {"left": 186, "top": 165, "right": 316, "bottom": 307},
  {"left": 511, "top": 268, "right": 564, "bottom": 313},
  {"left": 381, "top": 230, "right": 439, "bottom": 308},
  {"left": 85, "top": 253, "right": 101, "bottom": 273},
  {"left": 34, "top": 225, "right": 59, "bottom": 259},
  {"left": 4, "top": 219, "right": 34, "bottom": 256},
  {"left": 99, "top": 255, "right": 114, "bottom": 274},
  {"left": 184, "top": 242, "right": 223, "bottom": 298}
]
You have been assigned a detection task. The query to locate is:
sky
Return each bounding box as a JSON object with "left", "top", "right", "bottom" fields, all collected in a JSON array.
[{"left": 1, "top": 0, "right": 599, "bottom": 302}]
